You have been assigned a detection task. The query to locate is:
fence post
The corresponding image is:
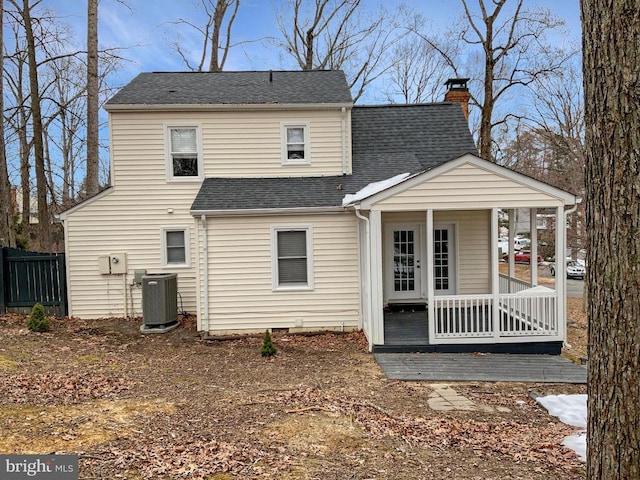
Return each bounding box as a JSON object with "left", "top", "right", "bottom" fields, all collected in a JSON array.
[
  {"left": 0, "top": 247, "right": 6, "bottom": 313},
  {"left": 57, "top": 253, "right": 68, "bottom": 316}
]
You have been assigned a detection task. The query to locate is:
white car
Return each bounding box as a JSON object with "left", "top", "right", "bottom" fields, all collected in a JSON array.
[
  {"left": 513, "top": 237, "right": 531, "bottom": 251},
  {"left": 550, "top": 260, "right": 585, "bottom": 280}
]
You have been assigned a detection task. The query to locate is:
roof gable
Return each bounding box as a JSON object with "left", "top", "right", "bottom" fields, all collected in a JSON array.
[
  {"left": 356, "top": 154, "right": 579, "bottom": 209},
  {"left": 105, "top": 70, "right": 353, "bottom": 107}
]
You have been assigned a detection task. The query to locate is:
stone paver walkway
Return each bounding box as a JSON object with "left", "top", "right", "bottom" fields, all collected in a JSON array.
[{"left": 427, "top": 383, "right": 511, "bottom": 412}]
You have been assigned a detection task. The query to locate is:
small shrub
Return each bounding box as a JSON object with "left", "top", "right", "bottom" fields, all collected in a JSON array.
[
  {"left": 260, "top": 330, "right": 277, "bottom": 357},
  {"left": 27, "top": 303, "right": 50, "bottom": 332}
]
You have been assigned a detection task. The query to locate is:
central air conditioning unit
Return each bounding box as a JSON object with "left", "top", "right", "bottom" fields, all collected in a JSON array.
[{"left": 141, "top": 273, "right": 179, "bottom": 333}]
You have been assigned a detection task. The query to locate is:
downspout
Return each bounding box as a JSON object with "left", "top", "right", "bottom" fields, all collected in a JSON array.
[
  {"left": 201, "top": 215, "right": 209, "bottom": 334},
  {"left": 562, "top": 202, "right": 579, "bottom": 349},
  {"left": 354, "top": 205, "right": 372, "bottom": 350},
  {"left": 341, "top": 107, "right": 347, "bottom": 175}
]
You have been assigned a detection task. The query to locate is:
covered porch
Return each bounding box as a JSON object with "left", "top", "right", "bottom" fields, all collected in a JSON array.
[{"left": 351, "top": 155, "right": 578, "bottom": 353}]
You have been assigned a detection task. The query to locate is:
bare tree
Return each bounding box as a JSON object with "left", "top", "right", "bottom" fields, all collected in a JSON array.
[
  {"left": 0, "top": 0, "right": 16, "bottom": 247},
  {"left": 415, "top": 0, "right": 567, "bottom": 160},
  {"left": 4, "top": 19, "right": 32, "bottom": 236},
  {"left": 276, "top": 0, "right": 396, "bottom": 102},
  {"left": 16, "top": 0, "right": 50, "bottom": 250},
  {"left": 383, "top": 33, "right": 452, "bottom": 104},
  {"left": 582, "top": 0, "right": 640, "bottom": 478},
  {"left": 85, "top": 0, "right": 99, "bottom": 196},
  {"left": 172, "top": 0, "right": 240, "bottom": 72}
]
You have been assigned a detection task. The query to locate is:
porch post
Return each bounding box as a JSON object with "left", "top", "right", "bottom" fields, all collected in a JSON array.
[
  {"left": 530, "top": 208, "right": 538, "bottom": 286},
  {"left": 491, "top": 209, "right": 500, "bottom": 340},
  {"left": 508, "top": 209, "right": 515, "bottom": 292},
  {"left": 369, "top": 210, "right": 384, "bottom": 346},
  {"left": 426, "top": 209, "right": 435, "bottom": 342},
  {"left": 556, "top": 206, "right": 566, "bottom": 340}
]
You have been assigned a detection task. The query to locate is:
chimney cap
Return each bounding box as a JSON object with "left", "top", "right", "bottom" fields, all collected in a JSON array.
[{"left": 445, "top": 78, "right": 470, "bottom": 91}]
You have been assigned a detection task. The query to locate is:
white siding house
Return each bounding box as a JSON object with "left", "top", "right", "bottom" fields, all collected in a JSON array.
[{"left": 61, "top": 71, "right": 579, "bottom": 353}]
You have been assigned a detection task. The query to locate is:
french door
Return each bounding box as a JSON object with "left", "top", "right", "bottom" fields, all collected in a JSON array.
[{"left": 387, "top": 225, "right": 422, "bottom": 300}]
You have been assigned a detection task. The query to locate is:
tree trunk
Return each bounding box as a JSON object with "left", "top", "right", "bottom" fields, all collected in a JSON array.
[
  {"left": 86, "top": 0, "right": 100, "bottom": 196},
  {"left": 582, "top": 1, "right": 640, "bottom": 478},
  {"left": 0, "top": 0, "right": 16, "bottom": 247},
  {"left": 23, "top": 0, "right": 50, "bottom": 250}
]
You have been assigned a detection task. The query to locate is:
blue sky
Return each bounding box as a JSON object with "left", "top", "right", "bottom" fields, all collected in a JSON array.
[
  {"left": 3, "top": 1, "right": 582, "bottom": 189},
  {"left": 46, "top": 0, "right": 581, "bottom": 97}
]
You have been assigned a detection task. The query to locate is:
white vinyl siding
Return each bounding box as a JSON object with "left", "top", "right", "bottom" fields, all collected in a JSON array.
[
  {"left": 63, "top": 107, "right": 351, "bottom": 321},
  {"left": 434, "top": 210, "right": 490, "bottom": 294},
  {"left": 372, "top": 163, "right": 565, "bottom": 211},
  {"left": 110, "top": 110, "right": 348, "bottom": 183},
  {"left": 203, "top": 213, "right": 359, "bottom": 332},
  {"left": 165, "top": 125, "right": 203, "bottom": 181},
  {"left": 63, "top": 189, "right": 199, "bottom": 319}
]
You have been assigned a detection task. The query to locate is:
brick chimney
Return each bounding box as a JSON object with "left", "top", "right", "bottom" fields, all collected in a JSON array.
[{"left": 444, "top": 78, "right": 470, "bottom": 121}]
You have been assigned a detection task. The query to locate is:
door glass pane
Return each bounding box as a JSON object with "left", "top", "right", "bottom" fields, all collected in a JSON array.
[
  {"left": 434, "top": 228, "right": 450, "bottom": 292},
  {"left": 393, "top": 229, "right": 416, "bottom": 292}
]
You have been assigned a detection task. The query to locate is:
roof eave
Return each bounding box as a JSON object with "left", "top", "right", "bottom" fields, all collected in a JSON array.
[
  {"left": 104, "top": 102, "right": 353, "bottom": 112},
  {"left": 191, "top": 206, "right": 346, "bottom": 217}
]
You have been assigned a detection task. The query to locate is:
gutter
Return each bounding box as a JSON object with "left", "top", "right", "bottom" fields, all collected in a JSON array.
[
  {"left": 201, "top": 215, "right": 209, "bottom": 333},
  {"left": 105, "top": 102, "right": 354, "bottom": 112},
  {"left": 353, "top": 205, "right": 372, "bottom": 349}
]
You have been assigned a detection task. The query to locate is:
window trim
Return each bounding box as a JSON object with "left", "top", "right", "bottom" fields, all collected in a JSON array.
[
  {"left": 160, "top": 226, "right": 191, "bottom": 268},
  {"left": 271, "top": 225, "right": 314, "bottom": 291},
  {"left": 280, "top": 122, "right": 311, "bottom": 165},
  {"left": 164, "top": 124, "right": 204, "bottom": 182}
]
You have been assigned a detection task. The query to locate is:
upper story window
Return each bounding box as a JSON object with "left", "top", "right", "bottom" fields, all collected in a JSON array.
[
  {"left": 166, "top": 125, "right": 203, "bottom": 181},
  {"left": 281, "top": 123, "right": 310, "bottom": 165}
]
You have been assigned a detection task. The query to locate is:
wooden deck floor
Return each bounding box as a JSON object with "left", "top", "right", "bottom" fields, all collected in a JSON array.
[
  {"left": 381, "top": 308, "right": 562, "bottom": 355},
  {"left": 374, "top": 353, "right": 587, "bottom": 383},
  {"left": 384, "top": 309, "right": 429, "bottom": 345}
]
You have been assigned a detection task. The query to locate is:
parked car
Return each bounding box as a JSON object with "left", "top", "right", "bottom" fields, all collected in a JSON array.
[
  {"left": 502, "top": 250, "right": 542, "bottom": 264},
  {"left": 550, "top": 260, "right": 585, "bottom": 280},
  {"left": 513, "top": 237, "right": 531, "bottom": 251}
]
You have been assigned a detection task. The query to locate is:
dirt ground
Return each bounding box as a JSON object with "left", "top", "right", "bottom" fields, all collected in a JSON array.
[{"left": 0, "top": 311, "right": 587, "bottom": 480}]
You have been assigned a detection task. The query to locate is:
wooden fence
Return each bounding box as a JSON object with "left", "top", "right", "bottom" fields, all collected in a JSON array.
[{"left": 0, "top": 247, "right": 68, "bottom": 317}]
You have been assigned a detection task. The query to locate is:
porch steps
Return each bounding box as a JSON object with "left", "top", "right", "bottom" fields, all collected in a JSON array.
[{"left": 374, "top": 353, "right": 587, "bottom": 383}]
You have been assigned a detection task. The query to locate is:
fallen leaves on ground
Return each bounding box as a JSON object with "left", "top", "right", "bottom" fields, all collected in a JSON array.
[{"left": 0, "top": 314, "right": 586, "bottom": 479}]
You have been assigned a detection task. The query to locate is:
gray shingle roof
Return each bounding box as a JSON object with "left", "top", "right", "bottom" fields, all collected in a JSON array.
[
  {"left": 106, "top": 70, "right": 352, "bottom": 106},
  {"left": 191, "top": 102, "right": 477, "bottom": 212}
]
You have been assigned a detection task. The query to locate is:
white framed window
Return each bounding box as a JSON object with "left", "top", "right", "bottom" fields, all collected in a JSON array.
[
  {"left": 281, "top": 123, "right": 310, "bottom": 165},
  {"left": 161, "top": 226, "right": 190, "bottom": 267},
  {"left": 271, "top": 225, "right": 314, "bottom": 290},
  {"left": 165, "top": 125, "right": 203, "bottom": 181}
]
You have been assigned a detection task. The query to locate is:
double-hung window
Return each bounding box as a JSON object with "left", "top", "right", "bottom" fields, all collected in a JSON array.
[
  {"left": 271, "top": 226, "right": 314, "bottom": 290},
  {"left": 166, "top": 126, "right": 202, "bottom": 180},
  {"left": 281, "top": 123, "right": 310, "bottom": 165},
  {"left": 161, "top": 227, "right": 190, "bottom": 267}
]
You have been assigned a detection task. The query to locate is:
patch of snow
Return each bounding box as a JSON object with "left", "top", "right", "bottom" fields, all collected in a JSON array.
[
  {"left": 537, "top": 394, "right": 587, "bottom": 462},
  {"left": 563, "top": 432, "right": 587, "bottom": 462},
  {"left": 342, "top": 173, "right": 412, "bottom": 206}
]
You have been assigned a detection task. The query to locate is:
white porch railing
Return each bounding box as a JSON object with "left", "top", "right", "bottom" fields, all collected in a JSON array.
[
  {"left": 433, "top": 295, "right": 493, "bottom": 338},
  {"left": 433, "top": 289, "right": 557, "bottom": 343},
  {"left": 499, "top": 273, "right": 532, "bottom": 293}
]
